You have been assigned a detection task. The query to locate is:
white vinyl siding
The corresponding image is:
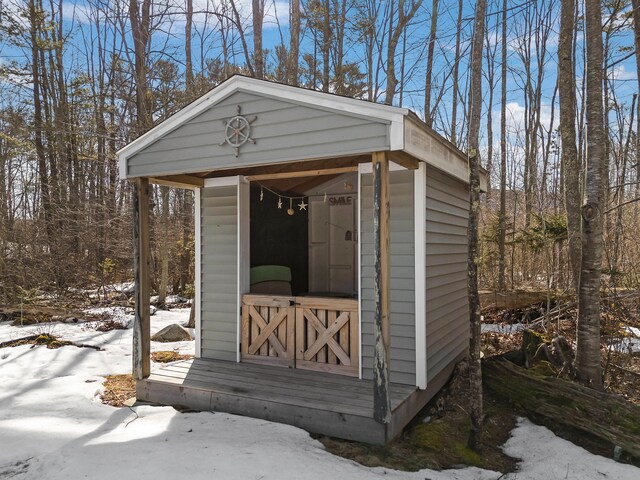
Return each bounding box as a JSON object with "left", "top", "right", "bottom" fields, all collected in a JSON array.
[{"left": 360, "top": 170, "right": 416, "bottom": 385}]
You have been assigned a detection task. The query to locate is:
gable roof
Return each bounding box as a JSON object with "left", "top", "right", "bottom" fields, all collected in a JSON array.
[
  {"left": 118, "top": 75, "right": 406, "bottom": 171},
  {"left": 117, "top": 75, "right": 482, "bottom": 188}
]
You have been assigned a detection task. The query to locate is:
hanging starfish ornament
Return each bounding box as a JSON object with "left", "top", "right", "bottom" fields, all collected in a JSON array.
[
  {"left": 277, "top": 197, "right": 283, "bottom": 209},
  {"left": 298, "top": 199, "right": 307, "bottom": 211}
]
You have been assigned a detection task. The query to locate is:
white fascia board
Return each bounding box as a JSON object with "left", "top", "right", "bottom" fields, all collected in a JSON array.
[
  {"left": 234, "top": 77, "right": 408, "bottom": 122},
  {"left": 194, "top": 187, "right": 202, "bottom": 358},
  {"left": 357, "top": 163, "right": 365, "bottom": 379},
  {"left": 236, "top": 176, "right": 251, "bottom": 363},
  {"left": 389, "top": 117, "right": 405, "bottom": 151},
  {"left": 116, "top": 76, "right": 410, "bottom": 179},
  {"left": 414, "top": 163, "right": 427, "bottom": 389},
  {"left": 118, "top": 153, "right": 128, "bottom": 180}
]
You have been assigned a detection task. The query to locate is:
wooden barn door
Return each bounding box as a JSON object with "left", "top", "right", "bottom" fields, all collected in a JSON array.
[
  {"left": 241, "top": 295, "right": 295, "bottom": 367},
  {"left": 294, "top": 297, "right": 359, "bottom": 377},
  {"left": 240, "top": 295, "right": 359, "bottom": 377}
]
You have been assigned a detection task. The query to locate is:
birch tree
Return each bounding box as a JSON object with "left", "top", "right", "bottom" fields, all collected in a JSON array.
[{"left": 575, "top": 0, "right": 605, "bottom": 389}]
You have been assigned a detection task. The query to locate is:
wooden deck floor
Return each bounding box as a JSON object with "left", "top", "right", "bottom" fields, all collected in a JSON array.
[{"left": 137, "top": 358, "right": 437, "bottom": 444}]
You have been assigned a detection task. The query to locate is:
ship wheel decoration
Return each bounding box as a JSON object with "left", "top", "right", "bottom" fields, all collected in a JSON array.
[{"left": 219, "top": 105, "right": 257, "bottom": 157}]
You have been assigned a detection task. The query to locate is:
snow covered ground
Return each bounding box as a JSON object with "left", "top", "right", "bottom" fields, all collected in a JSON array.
[{"left": 1, "top": 309, "right": 638, "bottom": 480}]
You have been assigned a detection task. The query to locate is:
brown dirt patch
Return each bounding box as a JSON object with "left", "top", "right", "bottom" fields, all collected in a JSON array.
[
  {"left": 1, "top": 305, "right": 98, "bottom": 325},
  {"left": 92, "top": 319, "right": 129, "bottom": 332},
  {"left": 151, "top": 351, "right": 193, "bottom": 363},
  {"left": 0, "top": 334, "right": 72, "bottom": 349},
  {"left": 101, "top": 374, "right": 136, "bottom": 407}
]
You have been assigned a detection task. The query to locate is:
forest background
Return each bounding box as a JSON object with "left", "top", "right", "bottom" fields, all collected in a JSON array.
[{"left": 0, "top": 0, "right": 638, "bottom": 307}]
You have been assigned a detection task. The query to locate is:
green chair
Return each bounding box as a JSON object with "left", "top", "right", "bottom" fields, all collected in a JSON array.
[{"left": 250, "top": 265, "right": 292, "bottom": 295}]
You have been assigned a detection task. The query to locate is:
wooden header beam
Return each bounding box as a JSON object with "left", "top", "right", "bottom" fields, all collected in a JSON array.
[
  {"left": 372, "top": 151, "right": 392, "bottom": 425},
  {"left": 149, "top": 174, "right": 204, "bottom": 189},
  {"left": 246, "top": 166, "right": 358, "bottom": 182},
  {"left": 388, "top": 151, "right": 420, "bottom": 170}
]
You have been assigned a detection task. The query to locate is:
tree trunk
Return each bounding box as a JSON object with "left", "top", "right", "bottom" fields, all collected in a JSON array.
[
  {"left": 466, "top": 0, "right": 487, "bottom": 451},
  {"left": 129, "top": 0, "right": 152, "bottom": 135},
  {"left": 497, "top": 0, "right": 507, "bottom": 291},
  {"left": 631, "top": 0, "right": 640, "bottom": 220},
  {"left": 289, "top": 0, "right": 300, "bottom": 85},
  {"left": 322, "top": 0, "right": 331, "bottom": 92},
  {"left": 185, "top": 0, "right": 194, "bottom": 90},
  {"left": 229, "top": 0, "right": 255, "bottom": 77},
  {"left": 424, "top": 0, "right": 438, "bottom": 127},
  {"left": 333, "top": 0, "right": 348, "bottom": 95},
  {"left": 384, "top": 0, "right": 423, "bottom": 105},
  {"left": 558, "top": 0, "right": 581, "bottom": 292},
  {"left": 187, "top": 297, "right": 196, "bottom": 329},
  {"left": 450, "top": 0, "right": 463, "bottom": 145},
  {"left": 484, "top": 23, "right": 496, "bottom": 201},
  {"left": 576, "top": 0, "right": 604, "bottom": 390},
  {"left": 484, "top": 357, "right": 640, "bottom": 463},
  {"left": 252, "top": 0, "right": 264, "bottom": 79}
]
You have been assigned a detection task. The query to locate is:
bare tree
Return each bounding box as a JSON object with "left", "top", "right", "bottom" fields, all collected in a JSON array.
[
  {"left": 424, "top": 0, "right": 438, "bottom": 126},
  {"left": 129, "top": 0, "right": 153, "bottom": 134},
  {"left": 252, "top": 0, "right": 264, "bottom": 78},
  {"left": 497, "top": 0, "right": 508, "bottom": 291},
  {"left": 450, "top": 0, "right": 464, "bottom": 146},
  {"left": 632, "top": 0, "right": 640, "bottom": 218},
  {"left": 558, "top": 0, "right": 581, "bottom": 292},
  {"left": 185, "top": 0, "right": 194, "bottom": 90},
  {"left": 289, "top": 0, "right": 301, "bottom": 85},
  {"left": 467, "top": 0, "right": 487, "bottom": 451},
  {"left": 575, "top": 0, "right": 604, "bottom": 389},
  {"left": 229, "top": 0, "right": 256, "bottom": 77},
  {"left": 384, "top": 0, "right": 423, "bottom": 105}
]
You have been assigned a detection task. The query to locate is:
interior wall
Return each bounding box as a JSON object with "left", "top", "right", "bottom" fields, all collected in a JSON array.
[{"left": 249, "top": 185, "right": 309, "bottom": 295}]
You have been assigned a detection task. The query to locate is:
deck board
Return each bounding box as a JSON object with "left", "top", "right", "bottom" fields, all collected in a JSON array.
[
  {"left": 137, "top": 358, "right": 438, "bottom": 444},
  {"left": 164, "top": 360, "right": 412, "bottom": 402}
]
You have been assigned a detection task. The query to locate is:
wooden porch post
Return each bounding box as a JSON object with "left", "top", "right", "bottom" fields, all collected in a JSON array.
[
  {"left": 133, "top": 177, "right": 151, "bottom": 380},
  {"left": 372, "top": 151, "right": 391, "bottom": 424}
]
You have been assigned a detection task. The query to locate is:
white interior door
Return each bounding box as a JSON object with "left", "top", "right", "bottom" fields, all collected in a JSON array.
[
  {"left": 309, "top": 195, "right": 356, "bottom": 294},
  {"left": 309, "top": 197, "right": 329, "bottom": 292}
]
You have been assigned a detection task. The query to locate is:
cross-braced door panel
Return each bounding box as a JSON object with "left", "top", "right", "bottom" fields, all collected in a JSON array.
[
  {"left": 294, "top": 298, "right": 359, "bottom": 377},
  {"left": 241, "top": 295, "right": 359, "bottom": 376},
  {"left": 241, "top": 295, "right": 295, "bottom": 367}
]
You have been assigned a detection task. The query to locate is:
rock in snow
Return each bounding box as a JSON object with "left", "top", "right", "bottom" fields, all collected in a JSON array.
[{"left": 151, "top": 323, "right": 192, "bottom": 342}]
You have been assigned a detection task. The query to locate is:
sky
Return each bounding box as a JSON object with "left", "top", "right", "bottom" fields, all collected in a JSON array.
[{"left": 1, "top": 0, "right": 638, "bottom": 186}]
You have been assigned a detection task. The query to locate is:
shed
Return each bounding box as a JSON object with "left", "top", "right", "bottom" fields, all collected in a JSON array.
[{"left": 117, "top": 75, "right": 487, "bottom": 444}]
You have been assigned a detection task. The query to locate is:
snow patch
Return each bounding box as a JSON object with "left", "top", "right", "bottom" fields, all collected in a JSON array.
[{"left": 0, "top": 310, "right": 638, "bottom": 479}]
